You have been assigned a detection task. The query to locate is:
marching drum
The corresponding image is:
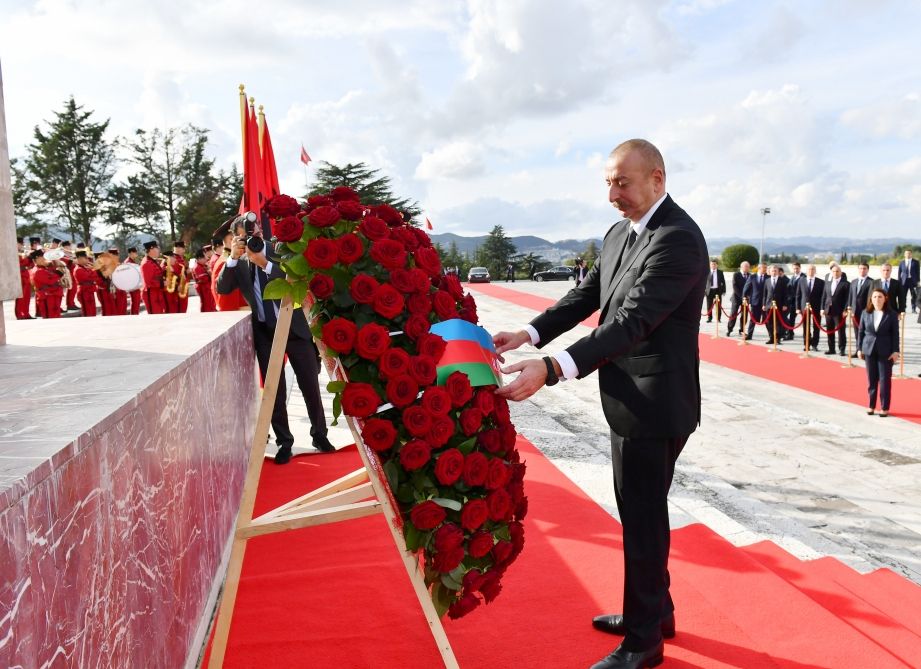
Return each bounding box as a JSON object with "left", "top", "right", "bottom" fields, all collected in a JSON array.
[{"left": 112, "top": 263, "right": 143, "bottom": 292}]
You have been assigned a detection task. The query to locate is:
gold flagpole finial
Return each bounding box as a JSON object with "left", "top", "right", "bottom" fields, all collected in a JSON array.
[
  {"left": 256, "top": 105, "right": 266, "bottom": 151},
  {"left": 239, "top": 83, "right": 245, "bottom": 93}
]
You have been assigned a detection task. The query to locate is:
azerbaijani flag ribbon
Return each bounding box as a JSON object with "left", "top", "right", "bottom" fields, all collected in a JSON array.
[{"left": 430, "top": 319, "right": 502, "bottom": 387}]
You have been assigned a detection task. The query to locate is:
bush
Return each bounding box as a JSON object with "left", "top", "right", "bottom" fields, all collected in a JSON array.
[{"left": 721, "top": 244, "right": 759, "bottom": 270}]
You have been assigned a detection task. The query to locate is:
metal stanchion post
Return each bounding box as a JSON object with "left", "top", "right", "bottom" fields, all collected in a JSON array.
[
  {"left": 739, "top": 298, "right": 748, "bottom": 346},
  {"left": 899, "top": 312, "right": 906, "bottom": 378},
  {"left": 712, "top": 295, "right": 720, "bottom": 339},
  {"left": 769, "top": 301, "right": 778, "bottom": 353},
  {"left": 843, "top": 307, "right": 854, "bottom": 368},
  {"left": 800, "top": 306, "right": 810, "bottom": 359}
]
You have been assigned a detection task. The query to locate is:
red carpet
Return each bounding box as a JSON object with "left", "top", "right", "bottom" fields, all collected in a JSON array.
[
  {"left": 470, "top": 282, "right": 921, "bottom": 424},
  {"left": 205, "top": 438, "right": 921, "bottom": 668}
]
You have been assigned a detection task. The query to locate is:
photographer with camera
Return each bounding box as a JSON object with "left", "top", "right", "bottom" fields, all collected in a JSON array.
[{"left": 216, "top": 213, "right": 334, "bottom": 463}]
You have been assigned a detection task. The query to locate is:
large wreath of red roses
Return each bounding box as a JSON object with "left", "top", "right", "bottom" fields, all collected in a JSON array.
[{"left": 262, "top": 189, "right": 526, "bottom": 619}]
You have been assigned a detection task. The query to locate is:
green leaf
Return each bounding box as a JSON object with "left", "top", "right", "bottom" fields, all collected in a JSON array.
[
  {"left": 404, "top": 521, "right": 421, "bottom": 551},
  {"left": 263, "top": 278, "right": 293, "bottom": 300},
  {"left": 440, "top": 573, "right": 462, "bottom": 591},
  {"left": 331, "top": 289, "right": 356, "bottom": 309},
  {"left": 282, "top": 253, "right": 310, "bottom": 278},
  {"left": 291, "top": 280, "right": 309, "bottom": 306},
  {"left": 287, "top": 239, "right": 308, "bottom": 254},
  {"left": 431, "top": 582, "right": 453, "bottom": 618},
  {"left": 448, "top": 564, "right": 466, "bottom": 584},
  {"left": 326, "top": 380, "right": 346, "bottom": 393},
  {"left": 301, "top": 223, "right": 322, "bottom": 241},
  {"left": 396, "top": 483, "right": 415, "bottom": 504},
  {"left": 332, "top": 393, "right": 342, "bottom": 424},
  {"left": 494, "top": 525, "right": 511, "bottom": 541},
  {"left": 383, "top": 459, "right": 401, "bottom": 491},
  {"left": 456, "top": 436, "right": 477, "bottom": 455},
  {"left": 432, "top": 497, "right": 462, "bottom": 512}
]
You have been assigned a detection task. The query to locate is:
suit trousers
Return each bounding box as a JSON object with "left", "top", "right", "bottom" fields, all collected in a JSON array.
[
  {"left": 825, "top": 314, "right": 847, "bottom": 352},
  {"left": 726, "top": 296, "right": 742, "bottom": 333},
  {"left": 610, "top": 432, "right": 687, "bottom": 651},
  {"left": 705, "top": 289, "right": 721, "bottom": 321},
  {"left": 746, "top": 304, "right": 764, "bottom": 338},
  {"left": 865, "top": 352, "right": 893, "bottom": 411},
  {"left": 252, "top": 318, "right": 327, "bottom": 447}
]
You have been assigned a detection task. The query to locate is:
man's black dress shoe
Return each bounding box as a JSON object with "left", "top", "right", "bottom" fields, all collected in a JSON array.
[
  {"left": 274, "top": 445, "right": 293, "bottom": 464},
  {"left": 312, "top": 435, "right": 336, "bottom": 453},
  {"left": 589, "top": 641, "right": 664, "bottom": 669},
  {"left": 592, "top": 614, "right": 675, "bottom": 638},
  {"left": 824, "top": 350, "right": 835, "bottom": 355}
]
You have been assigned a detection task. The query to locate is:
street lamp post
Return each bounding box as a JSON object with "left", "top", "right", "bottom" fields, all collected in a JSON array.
[{"left": 760, "top": 207, "right": 771, "bottom": 264}]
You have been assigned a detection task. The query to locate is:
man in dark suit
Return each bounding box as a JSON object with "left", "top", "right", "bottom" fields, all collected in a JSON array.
[
  {"left": 847, "top": 262, "right": 872, "bottom": 341},
  {"left": 742, "top": 263, "right": 768, "bottom": 340},
  {"left": 726, "top": 261, "right": 750, "bottom": 336},
  {"left": 873, "top": 263, "right": 903, "bottom": 314},
  {"left": 821, "top": 265, "right": 850, "bottom": 355},
  {"left": 493, "top": 139, "right": 709, "bottom": 669},
  {"left": 216, "top": 230, "right": 334, "bottom": 462},
  {"left": 762, "top": 265, "right": 788, "bottom": 344},
  {"left": 784, "top": 263, "right": 804, "bottom": 340},
  {"left": 796, "top": 264, "right": 824, "bottom": 351},
  {"left": 705, "top": 259, "right": 725, "bottom": 323},
  {"left": 898, "top": 249, "right": 919, "bottom": 313}
]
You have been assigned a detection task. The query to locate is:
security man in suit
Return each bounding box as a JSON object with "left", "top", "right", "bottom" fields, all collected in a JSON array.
[
  {"left": 821, "top": 264, "right": 850, "bottom": 355},
  {"left": 898, "top": 249, "right": 919, "bottom": 313},
  {"left": 847, "top": 262, "right": 872, "bottom": 341},
  {"left": 725, "top": 260, "right": 750, "bottom": 336},
  {"left": 704, "top": 259, "right": 725, "bottom": 323},
  {"left": 763, "top": 264, "right": 788, "bottom": 344},
  {"left": 784, "top": 263, "right": 805, "bottom": 340},
  {"left": 216, "top": 224, "right": 334, "bottom": 462},
  {"left": 873, "top": 264, "right": 903, "bottom": 314},
  {"left": 493, "top": 139, "right": 709, "bottom": 669},
  {"left": 742, "top": 263, "right": 768, "bottom": 340},
  {"left": 796, "top": 264, "right": 824, "bottom": 351}
]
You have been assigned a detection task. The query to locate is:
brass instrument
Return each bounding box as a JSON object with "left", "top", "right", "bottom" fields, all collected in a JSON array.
[
  {"left": 165, "top": 260, "right": 177, "bottom": 293},
  {"left": 93, "top": 253, "right": 119, "bottom": 294},
  {"left": 178, "top": 264, "right": 189, "bottom": 298}
]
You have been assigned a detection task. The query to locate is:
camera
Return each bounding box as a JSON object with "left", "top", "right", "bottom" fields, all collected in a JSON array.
[{"left": 233, "top": 211, "right": 265, "bottom": 253}]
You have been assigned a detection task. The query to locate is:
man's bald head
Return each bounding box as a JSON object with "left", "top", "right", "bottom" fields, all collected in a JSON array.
[{"left": 609, "top": 139, "right": 666, "bottom": 180}]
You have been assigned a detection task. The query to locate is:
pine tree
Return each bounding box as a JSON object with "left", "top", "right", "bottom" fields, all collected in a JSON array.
[
  {"left": 307, "top": 162, "right": 422, "bottom": 223},
  {"left": 480, "top": 225, "right": 518, "bottom": 279}
]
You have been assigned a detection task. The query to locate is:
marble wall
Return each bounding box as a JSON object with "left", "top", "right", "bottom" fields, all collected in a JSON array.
[
  {"left": 0, "top": 312, "right": 256, "bottom": 668},
  {"left": 0, "top": 61, "right": 22, "bottom": 343}
]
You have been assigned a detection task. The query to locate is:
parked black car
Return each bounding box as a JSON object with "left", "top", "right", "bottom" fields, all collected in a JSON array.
[
  {"left": 533, "top": 266, "right": 575, "bottom": 282},
  {"left": 467, "top": 266, "right": 491, "bottom": 283}
]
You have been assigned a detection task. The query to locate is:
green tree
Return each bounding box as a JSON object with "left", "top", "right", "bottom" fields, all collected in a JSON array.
[
  {"left": 583, "top": 240, "right": 599, "bottom": 267},
  {"left": 479, "top": 225, "right": 517, "bottom": 279},
  {"left": 19, "top": 96, "right": 116, "bottom": 243},
  {"left": 721, "top": 243, "right": 759, "bottom": 270},
  {"left": 307, "top": 161, "right": 422, "bottom": 223},
  {"left": 518, "top": 252, "right": 551, "bottom": 278}
]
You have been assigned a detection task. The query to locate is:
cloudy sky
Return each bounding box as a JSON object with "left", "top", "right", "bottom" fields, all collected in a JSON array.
[{"left": 2, "top": 0, "right": 920, "bottom": 242}]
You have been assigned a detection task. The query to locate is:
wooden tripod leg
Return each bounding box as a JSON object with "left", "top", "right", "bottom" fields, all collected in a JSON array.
[{"left": 208, "top": 296, "right": 295, "bottom": 668}]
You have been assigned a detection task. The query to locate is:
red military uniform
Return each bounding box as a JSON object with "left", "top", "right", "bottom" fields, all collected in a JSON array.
[
  {"left": 125, "top": 258, "right": 142, "bottom": 315},
  {"left": 16, "top": 255, "right": 34, "bottom": 319},
  {"left": 192, "top": 262, "right": 217, "bottom": 312},
  {"left": 212, "top": 254, "right": 248, "bottom": 311},
  {"left": 31, "top": 265, "right": 64, "bottom": 318},
  {"left": 97, "top": 271, "right": 117, "bottom": 316},
  {"left": 168, "top": 255, "right": 188, "bottom": 313},
  {"left": 73, "top": 264, "right": 102, "bottom": 317},
  {"left": 62, "top": 255, "right": 79, "bottom": 310},
  {"left": 141, "top": 257, "right": 167, "bottom": 315}
]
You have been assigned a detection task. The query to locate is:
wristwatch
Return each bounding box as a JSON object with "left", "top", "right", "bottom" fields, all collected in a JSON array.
[{"left": 542, "top": 356, "right": 559, "bottom": 386}]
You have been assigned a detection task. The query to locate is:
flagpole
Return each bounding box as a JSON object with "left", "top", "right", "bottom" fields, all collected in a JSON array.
[
  {"left": 303, "top": 139, "right": 308, "bottom": 189},
  {"left": 238, "top": 84, "right": 247, "bottom": 167},
  {"left": 257, "top": 104, "right": 266, "bottom": 154}
]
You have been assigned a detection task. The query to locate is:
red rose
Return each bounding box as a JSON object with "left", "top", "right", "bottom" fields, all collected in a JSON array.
[
  {"left": 330, "top": 185, "right": 360, "bottom": 202},
  {"left": 510, "top": 462, "right": 527, "bottom": 484},
  {"left": 413, "top": 227, "right": 432, "bottom": 247},
  {"left": 265, "top": 194, "right": 302, "bottom": 218},
  {"left": 370, "top": 203, "right": 404, "bottom": 227},
  {"left": 308, "top": 205, "right": 341, "bottom": 228},
  {"left": 445, "top": 371, "right": 473, "bottom": 408},
  {"left": 414, "top": 246, "right": 442, "bottom": 277},
  {"left": 410, "top": 268, "right": 432, "bottom": 293},
  {"left": 370, "top": 239, "right": 407, "bottom": 270},
  {"left": 337, "top": 233, "right": 364, "bottom": 264},
  {"left": 421, "top": 386, "right": 451, "bottom": 415},
  {"left": 399, "top": 438, "right": 431, "bottom": 470},
  {"left": 467, "top": 531, "right": 494, "bottom": 558},
  {"left": 459, "top": 304, "right": 477, "bottom": 324},
  {"left": 389, "top": 268, "right": 416, "bottom": 294},
  {"left": 477, "top": 429, "right": 501, "bottom": 454},
  {"left": 493, "top": 396, "right": 511, "bottom": 422},
  {"left": 492, "top": 539, "right": 513, "bottom": 565},
  {"left": 432, "top": 290, "right": 457, "bottom": 320},
  {"left": 514, "top": 496, "right": 529, "bottom": 521},
  {"left": 336, "top": 199, "right": 364, "bottom": 221},
  {"left": 433, "top": 545, "right": 465, "bottom": 573},
  {"left": 459, "top": 407, "right": 483, "bottom": 436},
  {"left": 407, "top": 292, "right": 432, "bottom": 315},
  {"left": 401, "top": 406, "right": 432, "bottom": 438},
  {"left": 486, "top": 459, "right": 510, "bottom": 490},
  {"left": 462, "top": 451, "right": 489, "bottom": 487},
  {"left": 309, "top": 273, "right": 335, "bottom": 300},
  {"left": 479, "top": 572, "right": 503, "bottom": 603},
  {"left": 361, "top": 418, "right": 397, "bottom": 452},
  {"left": 409, "top": 355, "right": 437, "bottom": 386},
  {"left": 460, "top": 293, "right": 478, "bottom": 324},
  {"left": 322, "top": 317, "right": 358, "bottom": 354},
  {"left": 409, "top": 500, "right": 445, "bottom": 530},
  {"left": 355, "top": 322, "right": 391, "bottom": 360},
  {"left": 473, "top": 388, "right": 495, "bottom": 416},
  {"left": 273, "top": 215, "right": 304, "bottom": 242},
  {"left": 442, "top": 273, "right": 464, "bottom": 300},
  {"left": 486, "top": 488, "right": 512, "bottom": 521},
  {"left": 416, "top": 332, "right": 447, "bottom": 361},
  {"left": 433, "top": 523, "right": 465, "bottom": 552},
  {"left": 428, "top": 415, "right": 456, "bottom": 447},
  {"left": 459, "top": 498, "right": 489, "bottom": 531},
  {"left": 434, "top": 448, "right": 464, "bottom": 485},
  {"left": 403, "top": 314, "right": 430, "bottom": 340},
  {"left": 379, "top": 347, "right": 411, "bottom": 379},
  {"left": 392, "top": 226, "right": 420, "bottom": 252},
  {"left": 305, "top": 237, "right": 338, "bottom": 269},
  {"left": 462, "top": 569, "right": 483, "bottom": 593},
  {"left": 447, "top": 593, "right": 480, "bottom": 620},
  {"left": 307, "top": 194, "right": 334, "bottom": 208},
  {"left": 373, "top": 284, "right": 405, "bottom": 319},
  {"left": 500, "top": 423, "right": 517, "bottom": 452},
  {"left": 350, "top": 273, "right": 379, "bottom": 304},
  {"left": 385, "top": 374, "right": 419, "bottom": 408},
  {"left": 358, "top": 215, "right": 390, "bottom": 241},
  {"left": 341, "top": 382, "right": 380, "bottom": 418}
]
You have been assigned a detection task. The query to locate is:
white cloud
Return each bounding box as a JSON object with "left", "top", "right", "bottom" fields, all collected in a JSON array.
[
  {"left": 415, "top": 141, "right": 487, "bottom": 180},
  {"left": 840, "top": 93, "right": 921, "bottom": 140}
]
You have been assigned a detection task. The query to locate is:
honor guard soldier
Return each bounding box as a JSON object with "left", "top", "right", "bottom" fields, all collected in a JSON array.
[
  {"left": 30, "top": 250, "right": 65, "bottom": 318},
  {"left": 29, "top": 236, "right": 42, "bottom": 251},
  {"left": 16, "top": 237, "right": 35, "bottom": 320},
  {"left": 73, "top": 251, "right": 101, "bottom": 317},
  {"left": 192, "top": 247, "right": 217, "bottom": 312},
  {"left": 60, "top": 241, "right": 80, "bottom": 311},
  {"left": 93, "top": 251, "right": 117, "bottom": 316},
  {"left": 125, "top": 247, "right": 142, "bottom": 315},
  {"left": 140, "top": 241, "right": 167, "bottom": 315},
  {"left": 170, "top": 241, "right": 189, "bottom": 313},
  {"left": 108, "top": 247, "right": 129, "bottom": 315}
]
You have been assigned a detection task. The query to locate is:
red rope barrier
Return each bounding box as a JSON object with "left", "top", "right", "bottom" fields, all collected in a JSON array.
[
  {"left": 747, "top": 305, "right": 772, "bottom": 326},
  {"left": 810, "top": 310, "right": 848, "bottom": 334},
  {"left": 775, "top": 311, "right": 806, "bottom": 331}
]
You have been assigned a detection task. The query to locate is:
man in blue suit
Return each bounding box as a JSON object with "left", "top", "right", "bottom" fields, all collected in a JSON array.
[
  {"left": 742, "top": 263, "right": 768, "bottom": 341},
  {"left": 898, "top": 249, "right": 919, "bottom": 313}
]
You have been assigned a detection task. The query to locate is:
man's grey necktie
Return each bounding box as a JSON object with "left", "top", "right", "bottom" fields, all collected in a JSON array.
[
  {"left": 885, "top": 281, "right": 889, "bottom": 291},
  {"left": 627, "top": 229, "right": 637, "bottom": 249}
]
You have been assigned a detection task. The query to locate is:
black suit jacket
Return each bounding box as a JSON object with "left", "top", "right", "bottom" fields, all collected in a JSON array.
[
  {"left": 742, "top": 273, "right": 767, "bottom": 307},
  {"left": 706, "top": 269, "right": 726, "bottom": 295},
  {"left": 847, "top": 276, "right": 872, "bottom": 316},
  {"left": 763, "top": 276, "right": 787, "bottom": 309},
  {"left": 872, "top": 278, "right": 903, "bottom": 313},
  {"left": 822, "top": 278, "right": 850, "bottom": 317},
  {"left": 731, "top": 272, "right": 748, "bottom": 300},
  {"left": 797, "top": 276, "right": 824, "bottom": 312},
  {"left": 857, "top": 310, "right": 900, "bottom": 358},
  {"left": 216, "top": 255, "right": 313, "bottom": 340},
  {"left": 898, "top": 258, "right": 919, "bottom": 288},
  {"left": 786, "top": 273, "right": 804, "bottom": 307},
  {"left": 529, "top": 195, "right": 709, "bottom": 439}
]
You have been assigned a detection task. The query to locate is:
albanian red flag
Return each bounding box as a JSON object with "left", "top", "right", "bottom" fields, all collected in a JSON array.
[{"left": 300, "top": 144, "right": 312, "bottom": 166}]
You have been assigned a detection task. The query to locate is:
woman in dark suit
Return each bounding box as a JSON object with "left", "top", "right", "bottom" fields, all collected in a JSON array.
[{"left": 857, "top": 288, "right": 900, "bottom": 416}]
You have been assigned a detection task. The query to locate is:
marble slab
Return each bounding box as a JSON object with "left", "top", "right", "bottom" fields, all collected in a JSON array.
[
  {"left": 0, "top": 63, "right": 20, "bottom": 304},
  {"left": 0, "top": 311, "right": 256, "bottom": 668}
]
